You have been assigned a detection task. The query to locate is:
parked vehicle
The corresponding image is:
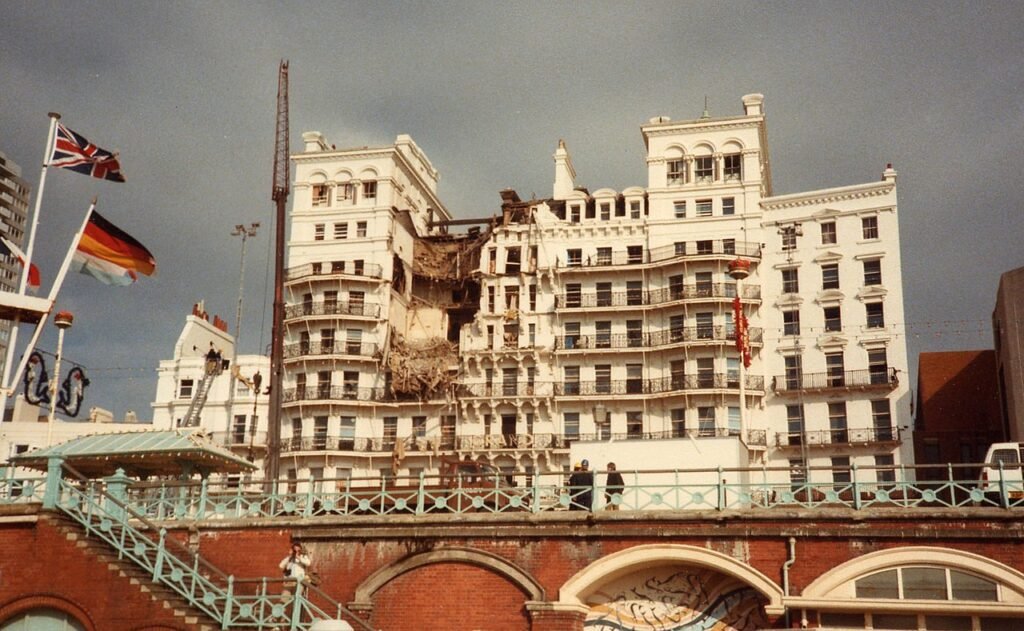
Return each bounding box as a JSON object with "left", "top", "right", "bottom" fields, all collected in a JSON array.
[{"left": 978, "top": 443, "right": 1024, "bottom": 500}]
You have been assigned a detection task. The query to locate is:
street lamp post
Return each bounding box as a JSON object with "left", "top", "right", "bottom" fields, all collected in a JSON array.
[
  {"left": 229, "top": 223, "right": 260, "bottom": 438},
  {"left": 727, "top": 259, "right": 751, "bottom": 443},
  {"left": 47, "top": 311, "right": 74, "bottom": 447}
]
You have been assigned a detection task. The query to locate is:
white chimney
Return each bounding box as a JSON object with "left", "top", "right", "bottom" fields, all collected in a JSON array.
[
  {"left": 553, "top": 139, "right": 576, "bottom": 200},
  {"left": 742, "top": 93, "right": 765, "bottom": 116}
]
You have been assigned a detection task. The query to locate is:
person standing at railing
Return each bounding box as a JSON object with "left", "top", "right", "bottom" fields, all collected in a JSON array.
[
  {"left": 605, "top": 462, "right": 624, "bottom": 511},
  {"left": 568, "top": 460, "right": 594, "bottom": 511},
  {"left": 280, "top": 541, "right": 312, "bottom": 581}
]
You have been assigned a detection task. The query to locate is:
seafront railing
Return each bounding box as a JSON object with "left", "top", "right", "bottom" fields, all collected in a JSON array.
[
  {"left": 28, "top": 460, "right": 371, "bottom": 630},
  {"left": 95, "top": 462, "right": 1024, "bottom": 520}
]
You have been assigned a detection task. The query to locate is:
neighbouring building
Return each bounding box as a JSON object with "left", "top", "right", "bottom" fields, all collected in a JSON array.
[
  {"left": 993, "top": 266, "right": 1024, "bottom": 442},
  {"left": 0, "top": 150, "right": 31, "bottom": 377},
  {"left": 150, "top": 302, "right": 269, "bottom": 479},
  {"left": 914, "top": 350, "right": 1003, "bottom": 479},
  {"left": 0, "top": 394, "right": 146, "bottom": 474},
  {"left": 177, "top": 94, "right": 912, "bottom": 491}
]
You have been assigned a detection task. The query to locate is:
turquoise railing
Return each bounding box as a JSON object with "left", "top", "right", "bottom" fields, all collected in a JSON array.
[
  {"left": 115, "top": 463, "right": 1024, "bottom": 521},
  {"left": 49, "top": 462, "right": 371, "bottom": 630},
  {"left": 0, "top": 467, "right": 46, "bottom": 505}
]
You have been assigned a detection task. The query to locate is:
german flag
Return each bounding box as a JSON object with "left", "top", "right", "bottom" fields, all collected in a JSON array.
[{"left": 72, "top": 211, "right": 155, "bottom": 286}]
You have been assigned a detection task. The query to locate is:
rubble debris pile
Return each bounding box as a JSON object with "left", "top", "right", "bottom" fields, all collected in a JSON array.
[
  {"left": 387, "top": 332, "right": 458, "bottom": 399},
  {"left": 412, "top": 232, "right": 489, "bottom": 282}
]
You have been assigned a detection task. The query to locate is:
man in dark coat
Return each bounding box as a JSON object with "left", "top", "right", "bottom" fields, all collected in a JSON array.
[{"left": 568, "top": 459, "right": 594, "bottom": 511}]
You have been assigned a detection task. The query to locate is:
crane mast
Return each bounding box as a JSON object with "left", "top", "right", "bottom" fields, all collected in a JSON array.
[{"left": 266, "top": 60, "right": 289, "bottom": 483}]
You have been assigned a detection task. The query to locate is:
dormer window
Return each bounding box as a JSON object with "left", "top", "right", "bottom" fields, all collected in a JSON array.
[
  {"left": 694, "top": 156, "right": 714, "bottom": 183},
  {"left": 667, "top": 159, "right": 685, "bottom": 185},
  {"left": 723, "top": 153, "right": 742, "bottom": 181}
]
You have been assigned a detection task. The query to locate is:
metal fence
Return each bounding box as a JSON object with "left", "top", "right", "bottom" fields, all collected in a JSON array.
[{"left": 92, "top": 462, "right": 1024, "bottom": 521}]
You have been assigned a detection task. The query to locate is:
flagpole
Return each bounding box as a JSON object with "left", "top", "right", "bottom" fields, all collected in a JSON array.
[
  {"left": 5, "top": 201, "right": 96, "bottom": 403},
  {"left": 0, "top": 113, "right": 61, "bottom": 415}
]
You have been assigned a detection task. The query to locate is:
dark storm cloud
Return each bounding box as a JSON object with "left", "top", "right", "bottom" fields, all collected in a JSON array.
[{"left": 1, "top": 1, "right": 1021, "bottom": 417}]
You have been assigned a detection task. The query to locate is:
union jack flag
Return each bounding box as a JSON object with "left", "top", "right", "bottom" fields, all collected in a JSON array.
[{"left": 49, "top": 123, "right": 125, "bottom": 182}]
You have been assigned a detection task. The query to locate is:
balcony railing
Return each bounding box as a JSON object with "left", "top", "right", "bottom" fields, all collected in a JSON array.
[
  {"left": 283, "top": 341, "right": 378, "bottom": 359},
  {"left": 285, "top": 300, "right": 381, "bottom": 320},
  {"left": 282, "top": 435, "right": 457, "bottom": 453},
  {"left": 773, "top": 368, "right": 899, "bottom": 394},
  {"left": 558, "top": 240, "right": 761, "bottom": 270},
  {"left": 457, "top": 382, "right": 554, "bottom": 398},
  {"left": 457, "top": 428, "right": 767, "bottom": 450},
  {"left": 554, "top": 326, "right": 763, "bottom": 351},
  {"left": 285, "top": 261, "right": 383, "bottom": 282},
  {"left": 275, "top": 428, "right": 768, "bottom": 455},
  {"left": 554, "top": 374, "right": 765, "bottom": 396},
  {"left": 775, "top": 426, "right": 901, "bottom": 448},
  {"left": 209, "top": 431, "right": 268, "bottom": 448},
  {"left": 555, "top": 283, "right": 761, "bottom": 308},
  {"left": 281, "top": 386, "right": 441, "bottom": 404}
]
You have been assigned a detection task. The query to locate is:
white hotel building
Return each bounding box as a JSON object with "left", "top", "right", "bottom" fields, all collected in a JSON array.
[{"left": 168, "top": 94, "right": 912, "bottom": 488}]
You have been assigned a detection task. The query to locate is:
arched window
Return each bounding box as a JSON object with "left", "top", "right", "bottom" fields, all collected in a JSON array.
[{"left": 1, "top": 608, "right": 87, "bottom": 631}]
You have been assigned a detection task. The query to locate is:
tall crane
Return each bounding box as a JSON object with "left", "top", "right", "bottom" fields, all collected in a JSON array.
[{"left": 266, "top": 60, "right": 289, "bottom": 483}]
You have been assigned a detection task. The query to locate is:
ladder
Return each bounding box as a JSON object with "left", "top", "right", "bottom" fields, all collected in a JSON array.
[{"left": 181, "top": 360, "right": 220, "bottom": 427}]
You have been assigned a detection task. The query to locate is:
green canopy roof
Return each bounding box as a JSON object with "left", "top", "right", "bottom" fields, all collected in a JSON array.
[{"left": 11, "top": 429, "right": 257, "bottom": 478}]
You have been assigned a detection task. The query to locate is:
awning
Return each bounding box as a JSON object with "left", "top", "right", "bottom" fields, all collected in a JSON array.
[{"left": 11, "top": 429, "right": 257, "bottom": 478}]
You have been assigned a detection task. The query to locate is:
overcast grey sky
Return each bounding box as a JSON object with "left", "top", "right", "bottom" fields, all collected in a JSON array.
[{"left": 1, "top": 1, "right": 1022, "bottom": 420}]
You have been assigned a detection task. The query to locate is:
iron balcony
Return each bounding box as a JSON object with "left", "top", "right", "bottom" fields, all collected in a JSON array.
[
  {"left": 555, "top": 283, "right": 761, "bottom": 309},
  {"left": 284, "top": 300, "right": 381, "bottom": 320},
  {"left": 772, "top": 368, "right": 899, "bottom": 395},
  {"left": 775, "top": 426, "right": 901, "bottom": 448},
  {"left": 553, "top": 326, "right": 764, "bottom": 351}
]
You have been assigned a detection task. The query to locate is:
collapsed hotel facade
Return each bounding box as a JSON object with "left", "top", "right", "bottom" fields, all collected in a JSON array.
[{"left": 208, "top": 92, "right": 914, "bottom": 488}]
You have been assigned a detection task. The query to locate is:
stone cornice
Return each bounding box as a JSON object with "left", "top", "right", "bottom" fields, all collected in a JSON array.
[
  {"left": 642, "top": 116, "right": 763, "bottom": 138},
  {"left": 762, "top": 181, "right": 895, "bottom": 211}
]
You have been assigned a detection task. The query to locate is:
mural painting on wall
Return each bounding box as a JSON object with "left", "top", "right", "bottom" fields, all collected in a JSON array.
[{"left": 583, "top": 567, "right": 768, "bottom": 630}]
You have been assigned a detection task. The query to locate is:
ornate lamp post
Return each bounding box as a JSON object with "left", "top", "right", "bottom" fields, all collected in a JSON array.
[
  {"left": 46, "top": 311, "right": 73, "bottom": 446},
  {"left": 727, "top": 259, "right": 751, "bottom": 442}
]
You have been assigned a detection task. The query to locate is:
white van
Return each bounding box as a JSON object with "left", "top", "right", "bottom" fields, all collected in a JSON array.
[{"left": 978, "top": 443, "right": 1024, "bottom": 499}]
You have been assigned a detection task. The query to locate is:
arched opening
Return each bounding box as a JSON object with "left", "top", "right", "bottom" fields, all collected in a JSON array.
[
  {"left": 1, "top": 608, "right": 87, "bottom": 631},
  {"left": 559, "top": 544, "right": 784, "bottom": 630}
]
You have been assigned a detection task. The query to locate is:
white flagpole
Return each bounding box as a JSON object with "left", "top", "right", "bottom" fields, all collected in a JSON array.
[
  {"left": 0, "top": 113, "right": 61, "bottom": 414},
  {"left": 4, "top": 201, "right": 96, "bottom": 407}
]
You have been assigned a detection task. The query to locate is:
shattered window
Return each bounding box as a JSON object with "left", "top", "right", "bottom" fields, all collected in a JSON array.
[{"left": 505, "top": 247, "right": 521, "bottom": 274}]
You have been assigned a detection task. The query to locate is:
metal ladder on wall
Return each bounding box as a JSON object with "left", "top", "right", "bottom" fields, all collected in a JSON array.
[
  {"left": 50, "top": 463, "right": 372, "bottom": 630},
  {"left": 181, "top": 361, "right": 220, "bottom": 427}
]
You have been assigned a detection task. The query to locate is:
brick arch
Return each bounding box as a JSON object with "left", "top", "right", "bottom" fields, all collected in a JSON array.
[
  {"left": 351, "top": 546, "right": 544, "bottom": 606},
  {"left": 558, "top": 543, "right": 785, "bottom": 617},
  {"left": 802, "top": 546, "right": 1024, "bottom": 598},
  {"left": 0, "top": 594, "right": 95, "bottom": 631}
]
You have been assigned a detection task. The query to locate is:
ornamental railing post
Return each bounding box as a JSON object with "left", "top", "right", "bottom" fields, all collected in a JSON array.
[
  {"left": 717, "top": 466, "right": 725, "bottom": 510},
  {"left": 852, "top": 463, "right": 861, "bottom": 510},
  {"left": 304, "top": 477, "right": 315, "bottom": 517},
  {"left": 531, "top": 471, "right": 541, "bottom": 514},
  {"left": 589, "top": 470, "right": 597, "bottom": 512},
  {"left": 42, "top": 455, "right": 64, "bottom": 509},
  {"left": 999, "top": 461, "right": 1009, "bottom": 509},
  {"left": 221, "top": 575, "right": 234, "bottom": 630},
  {"left": 416, "top": 471, "right": 425, "bottom": 515},
  {"left": 153, "top": 527, "right": 167, "bottom": 581},
  {"left": 198, "top": 478, "right": 209, "bottom": 519},
  {"left": 289, "top": 580, "right": 304, "bottom": 630},
  {"left": 104, "top": 468, "right": 131, "bottom": 521}
]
